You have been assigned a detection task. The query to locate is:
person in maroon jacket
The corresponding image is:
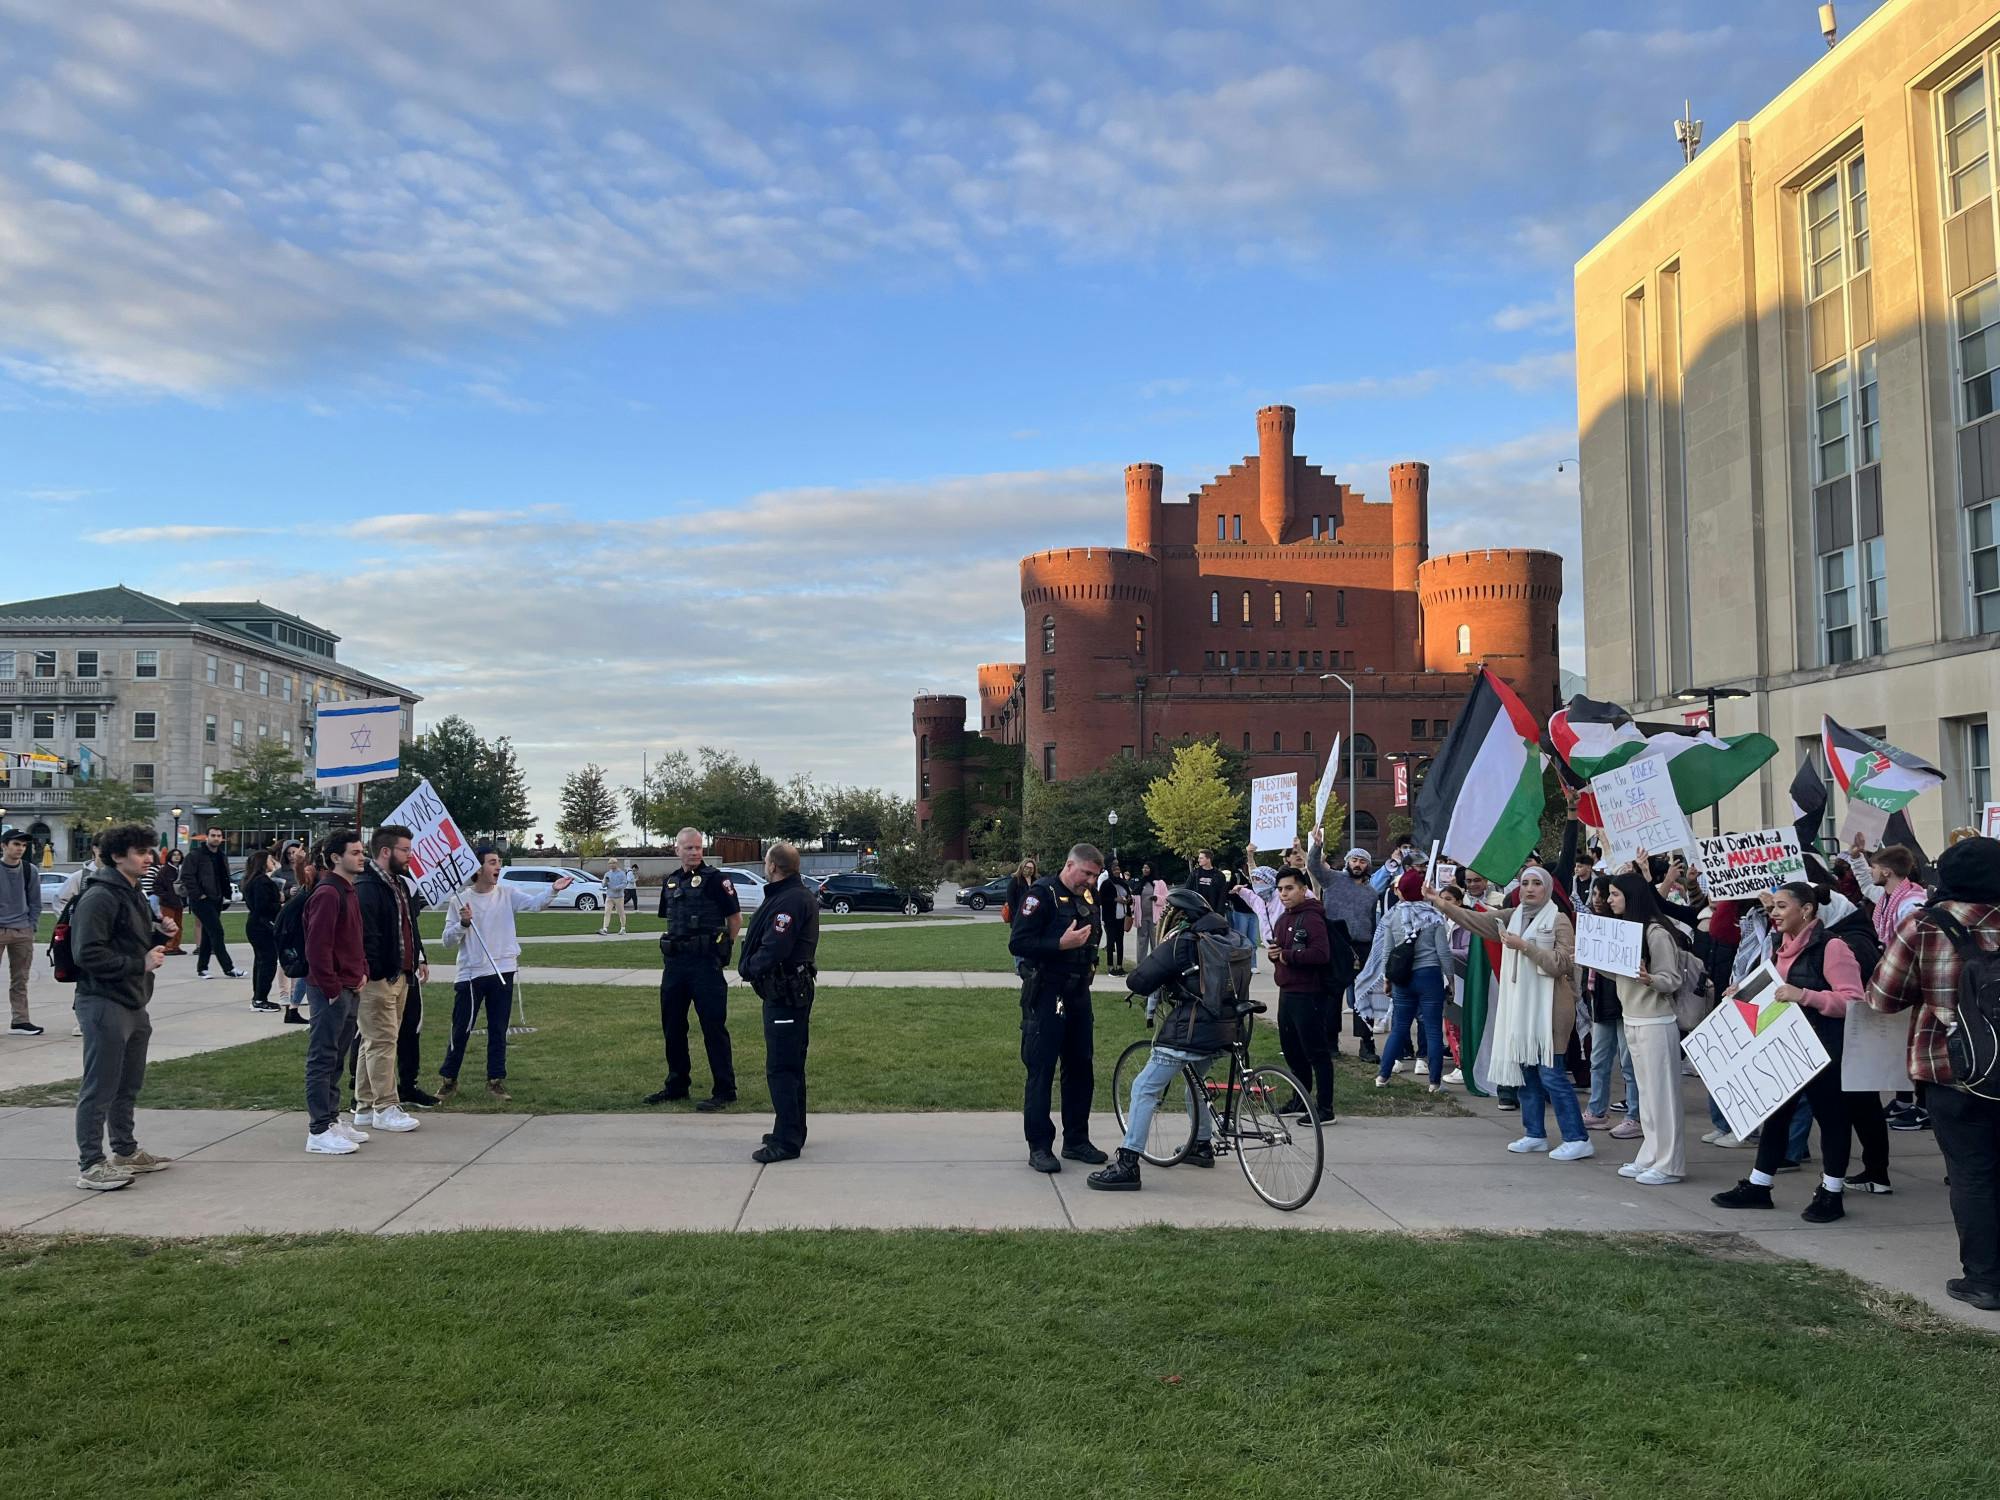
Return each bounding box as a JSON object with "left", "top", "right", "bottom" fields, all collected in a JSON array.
[
  {"left": 1267, "top": 867, "right": 1338, "bottom": 1123},
  {"left": 303, "top": 831, "right": 369, "bottom": 1156}
]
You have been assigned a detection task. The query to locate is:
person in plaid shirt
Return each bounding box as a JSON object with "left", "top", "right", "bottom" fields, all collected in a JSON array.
[{"left": 1867, "top": 835, "right": 2000, "bottom": 1313}]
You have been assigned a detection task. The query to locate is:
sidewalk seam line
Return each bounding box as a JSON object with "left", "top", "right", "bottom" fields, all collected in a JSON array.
[{"left": 367, "top": 1113, "right": 537, "bottom": 1233}]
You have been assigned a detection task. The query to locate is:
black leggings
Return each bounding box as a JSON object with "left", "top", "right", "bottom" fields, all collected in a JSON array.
[
  {"left": 1754, "top": 1008, "right": 1850, "bottom": 1180},
  {"left": 1103, "top": 919, "right": 1125, "bottom": 969},
  {"left": 247, "top": 923, "right": 277, "bottom": 1006}
]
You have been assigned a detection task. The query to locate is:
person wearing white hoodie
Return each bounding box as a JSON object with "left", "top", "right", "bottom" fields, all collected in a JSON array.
[{"left": 436, "top": 846, "right": 569, "bottom": 1102}]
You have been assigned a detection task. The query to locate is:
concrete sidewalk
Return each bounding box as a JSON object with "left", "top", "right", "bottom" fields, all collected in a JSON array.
[
  {"left": 527, "top": 915, "right": 980, "bottom": 944},
  {"left": 0, "top": 1100, "right": 1985, "bottom": 1329}
]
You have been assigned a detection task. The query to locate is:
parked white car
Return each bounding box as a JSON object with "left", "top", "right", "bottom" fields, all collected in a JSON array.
[
  {"left": 720, "top": 866, "right": 767, "bottom": 910},
  {"left": 498, "top": 864, "right": 609, "bottom": 911}
]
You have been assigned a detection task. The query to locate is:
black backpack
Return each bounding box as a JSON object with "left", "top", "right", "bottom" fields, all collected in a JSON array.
[
  {"left": 46, "top": 893, "right": 84, "bottom": 984},
  {"left": 1922, "top": 910, "right": 2000, "bottom": 1100},
  {"left": 1384, "top": 908, "right": 1421, "bottom": 986},
  {"left": 275, "top": 887, "right": 311, "bottom": 979}
]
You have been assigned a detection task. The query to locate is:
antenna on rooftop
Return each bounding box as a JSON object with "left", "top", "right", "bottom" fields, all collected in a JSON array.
[
  {"left": 1673, "top": 100, "right": 1702, "bottom": 166},
  {"left": 1819, "top": 4, "right": 1838, "bottom": 48}
]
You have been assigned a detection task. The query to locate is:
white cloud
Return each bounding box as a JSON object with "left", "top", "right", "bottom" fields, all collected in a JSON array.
[
  {"left": 1489, "top": 296, "right": 1572, "bottom": 334},
  {"left": 84, "top": 523, "right": 268, "bottom": 543}
]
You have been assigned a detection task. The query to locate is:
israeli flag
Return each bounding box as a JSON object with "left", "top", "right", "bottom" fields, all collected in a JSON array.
[{"left": 314, "top": 697, "right": 405, "bottom": 789}]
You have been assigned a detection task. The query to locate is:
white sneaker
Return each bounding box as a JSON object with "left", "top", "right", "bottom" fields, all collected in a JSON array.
[
  {"left": 373, "top": 1105, "right": 420, "bottom": 1133},
  {"left": 332, "top": 1119, "right": 370, "bottom": 1143},
  {"left": 1636, "top": 1169, "right": 1683, "bottom": 1186},
  {"left": 350, "top": 1107, "right": 374, "bottom": 1128},
  {"left": 1698, "top": 1128, "right": 1725, "bottom": 1146},
  {"left": 1507, "top": 1136, "right": 1551, "bottom": 1154},
  {"left": 1713, "top": 1132, "right": 1755, "bottom": 1149},
  {"left": 1618, "top": 1163, "right": 1643, "bottom": 1178},
  {"left": 1550, "top": 1140, "right": 1595, "bottom": 1162},
  {"left": 1442, "top": 1068, "right": 1464, "bottom": 1085},
  {"left": 307, "top": 1129, "right": 358, "bottom": 1155}
]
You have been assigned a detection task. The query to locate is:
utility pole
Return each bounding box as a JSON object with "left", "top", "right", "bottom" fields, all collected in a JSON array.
[{"left": 1674, "top": 100, "right": 1703, "bottom": 166}]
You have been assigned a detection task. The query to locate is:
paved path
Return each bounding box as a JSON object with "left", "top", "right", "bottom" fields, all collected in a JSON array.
[
  {"left": 526, "top": 915, "right": 982, "bottom": 945},
  {"left": 0, "top": 1100, "right": 1983, "bottom": 1328}
]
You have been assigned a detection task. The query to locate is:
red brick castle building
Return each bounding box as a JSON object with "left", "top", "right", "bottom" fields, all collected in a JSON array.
[{"left": 915, "top": 406, "right": 1563, "bottom": 859}]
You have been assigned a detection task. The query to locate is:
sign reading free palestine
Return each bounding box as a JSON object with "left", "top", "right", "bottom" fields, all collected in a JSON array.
[{"left": 1681, "top": 969, "right": 1831, "bottom": 1139}]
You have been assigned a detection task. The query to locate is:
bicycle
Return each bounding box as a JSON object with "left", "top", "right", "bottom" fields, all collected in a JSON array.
[{"left": 1110, "top": 999, "right": 1325, "bottom": 1212}]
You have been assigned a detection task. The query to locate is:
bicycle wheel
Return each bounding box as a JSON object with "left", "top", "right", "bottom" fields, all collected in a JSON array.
[
  {"left": 1110, "top": 1038, "right": 1196, "bottom": 1167},
  {"left": 1233, "top": 1064, "right": 1324, "bottom": 1211}
]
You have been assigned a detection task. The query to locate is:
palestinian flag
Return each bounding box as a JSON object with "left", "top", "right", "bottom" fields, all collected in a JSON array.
[
  {"left": 1456, "top": 914, "right": 1503, "bottom": 1099},
  {"left": 1823, "top": 717, "right": 1944, "bottom": 815},
  {"left": 1547, "top": 695, "right": 1776, "bottom": 824},
  {"left": 1413, "top": 669, "right": 1547, "bottom": 884}
]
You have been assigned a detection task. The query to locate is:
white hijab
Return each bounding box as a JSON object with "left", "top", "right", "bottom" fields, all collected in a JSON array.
[{"left": 1489, "top": 878, "right": 1561, "bottom": 1085}]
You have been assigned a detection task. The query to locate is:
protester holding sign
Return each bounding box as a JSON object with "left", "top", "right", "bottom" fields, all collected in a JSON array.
[
  {"left": 1604, "top": 874, "right": 1687, "bottom": 1184},
  {"left": 438, "top": 844, "right": 569, "bottom": 1102},
  {"left": 1709, "top": 882, "right": 1862, "bottom": 1223},
  {"left": 1426, "top": 867, "right": 1588, "bottom": 1159}
]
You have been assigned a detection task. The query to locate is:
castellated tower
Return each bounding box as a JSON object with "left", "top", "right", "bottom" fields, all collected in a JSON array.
[
  {"left": 1018, "top": 546, "right": 1160, "bottom": 780},
  {"left": 1256, "top": 404, "right": 1295, "bottom": 543},
  {"left": 912, "top": 694, "right": 969, "bottom": 861},
  {"left": 1417, "top": 549, "right": 1565, "bottom": 715}
]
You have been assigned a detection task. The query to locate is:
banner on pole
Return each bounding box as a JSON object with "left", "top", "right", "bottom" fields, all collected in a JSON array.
[
  {"left": 1249, "top": 773, "right": 1299, "bottom": 852},
  {"left": 379, "top": 777, "right": 479, "bottom": 908},
  {"left": 1393, "top": 761, "right": 1410, "bottom": 808},
  {"left": 1575, "top": 912, "right": 1643, "bottom": 979},
  {"left": 1312, "top": 733, "right": 1342, "bottom": 833},
  {"left": 1681, "top": 969, "right": 1832, "bottom": 1138},
  {"left": 1590, "top": 757, "right": 1698, "bottom": 866},
  {"left": 1694, "top": 827, "right": 1806, "bottom": 901},
  {"left": 314, "top": 698, "right": 404, "bottom": 789}
]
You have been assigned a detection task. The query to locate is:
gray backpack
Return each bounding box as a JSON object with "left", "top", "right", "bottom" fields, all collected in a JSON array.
[{"left": 1193, "top": 926, "right": 1254, "bottom": 1019}]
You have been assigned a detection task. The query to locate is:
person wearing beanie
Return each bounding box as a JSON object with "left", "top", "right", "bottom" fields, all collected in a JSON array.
[
  {"left": 1356, "top": 868, "right": 1452, "bottom": 1089},
  {"left": 1868, "top": 836, "right": 2000, "bottom": 1312}
]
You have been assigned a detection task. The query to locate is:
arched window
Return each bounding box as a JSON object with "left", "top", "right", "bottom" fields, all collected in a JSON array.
[
  {"left": 1272, "top": 591, "right": 1283, "bottom": 625},
  {"left": 1243, "top": 731, "right": 1252, "bottom": 750},
  {"left": 1457, "top": 624, "right": 1471, "bottom": 655},
  {"left": 1352, "top": 733, "right": 1378, "bottom": 780},
  {"left": 1042, "top": 614, "right": 1055, "bottom": 654},
  {"left": 1135, "top": 614, "right": 1146, "bottom": 655},
  {"left": 1209, "top": 591, "right": 1220, "bottom": 625},
  {"left": 1304, "top": 730, "right": 1313, "bottom": 753},
  {"left": 1241, "top": 591, "right": 1251, "bottom": 625},
  {"left": 1304, "top": 590, "right": 1315, "bottom": 626},
  {"left": 1353, "top": 810, "right": 1379, "bottom": 845},
  {"left": 1272, "top": 730, "right": 1282, "bottom": 751}
]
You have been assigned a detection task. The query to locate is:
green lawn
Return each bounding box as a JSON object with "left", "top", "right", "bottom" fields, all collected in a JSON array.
[
  {"left": 32, "top": 908, "right": 961, "bottom": 943},
  {"left": 520, "top": 919, "right": 1017, "bottom": 971},
  {"left": 0, "top": 984, "right": 1449, "bottom": 1119},
  {"left": 1, "top": 1229, "right": 1991, "bottom": 1499}
]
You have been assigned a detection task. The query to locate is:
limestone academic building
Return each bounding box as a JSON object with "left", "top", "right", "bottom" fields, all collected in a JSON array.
[
  {"left": 914, "top": 405, "right": 1564, "bottom": 860},
  {"left": 1576, "top": 0, "right": 2000, "bottom": 850}
]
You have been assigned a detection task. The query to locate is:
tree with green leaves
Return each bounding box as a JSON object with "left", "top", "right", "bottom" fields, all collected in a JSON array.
[
  {"left": 558, "top": 763, "right": 620, "bottom": 846},
  {"left": 70, "top": 778, "right": 158, "bottom": 836},
  {"left": 1142, "top": 741, "right": 1243, "bottom": 879},
  {"left": 212, "top": 742, "right": 316, "bottom": 832},
  {"left": 875, "top": 793, "right": 943, "bottom": 897},
  {"left": 630, "top": 749, "right": 697, "bottom": 841},
  {"left": 775, "top": 772, "right": 823, "bottom": 843},
  {"left": 373, "top": 715, "right": 530, "bottom": 837}
]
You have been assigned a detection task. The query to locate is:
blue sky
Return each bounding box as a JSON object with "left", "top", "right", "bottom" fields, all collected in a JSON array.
[{"left": 3, "top": 0, "right": 1882, "bottom": 832}]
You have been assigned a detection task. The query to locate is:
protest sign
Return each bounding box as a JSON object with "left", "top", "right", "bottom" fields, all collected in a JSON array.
[
  {"left": 380, "top": 777, "right": 479, "bottom": 909},
  {"left": 1842, "top": 1002, "right": 1911, "bottom": 1092},
  {"left": 314, "top": 697, "right": 404, "bottom": 789},
  {"left": 1249, "top": 772, "right": 1298, "bottom": 852},
  {"left": 1589, "top": 757, "right": 1698, "bottom": 866},
  {"left": 1695, "top": 827, "right": 1806, "bottom": 901},
  {"left": 1312, "top": 733, "right": 1342, "bottom": 832},
  {"left": 1681, "top": 985, "right": 1832, "bottom": 1138},
  {"left": 1434, "top": 862, "right": 1459, "bottom": 889},
  {"left": 1574, "top": 912, "right": 1643, "bottom": 979},
  {"left": 1983, "top": 802, "right": 2000, "bottom": 839}
]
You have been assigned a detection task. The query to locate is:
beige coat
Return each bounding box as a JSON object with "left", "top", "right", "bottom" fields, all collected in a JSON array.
[{"left": 1429, "top": 897, "right": 1577, "bottom": 1053}]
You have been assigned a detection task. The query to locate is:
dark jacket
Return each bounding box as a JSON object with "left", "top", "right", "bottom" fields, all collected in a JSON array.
[
  {"left": 72, "top": 866, "right": 158, "bottom": 1010},
  {"left": 1127, "top": 912, "right": 1242, "bottom": 1054},
  {"left": 304, "top": 871, "right": 366, "bottom": 996},
  {"left": 1007, "top": 874, "right": 1100, "bottom": 977},
  {"left": 152, "top": 859, "right": 181, "bottom": 906},
  {"left": 356, "top": 861, "right": 426, "bottom": 981},
  {"left": 1188, "top": 866, "right": 1230, "bottom": 914},
  {"left": 183, "top": 844, "right": 232, "bottom": 905},
  {"left": 739, "top": 874, "right": 821, "bottom": 996},
  {"left": 1270, "top": 896, "right": 1333, "bottom": 992},
  {"left": 244, "top": 872, "right": 284, "bottom": 932}
]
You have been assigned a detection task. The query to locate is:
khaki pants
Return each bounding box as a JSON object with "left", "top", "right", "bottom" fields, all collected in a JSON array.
[
  {"left": 1625, "top": 1016, "right": 1686, "bottom": 1178},
  {"left": 355, "top": 974, "right": 408, "bottom": 1110},
  {"left": 1, "top": 928, "right": 32, "bottom": 1025}
]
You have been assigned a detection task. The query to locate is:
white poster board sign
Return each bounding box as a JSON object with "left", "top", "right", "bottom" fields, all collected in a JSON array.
[
  {"left": 1983, "top": 801, "right": 2000, "bottom": 839},
  {"left": 1434, "top": 862, "right": 1459, "bottom": 890},
  {"left": 1313, "top": 733, "right": 1342, "bottom": 832},
  {"left": 1249, "top": 773, "right": 1298, "bottom": 852},
  {"left": 1842, "top": 1003, "right": 1912, "bottom": 1092},
  {"left": 379, "top": 777, "right": 480, "bottom": 909},
  {"left": 1695, "top": 827, "right": 1806, "bottom": 901},
  {"left": 313, "top": 697, "right": 404, "bottom": 789},
  {"left": 1681, "top": 993, "right": 1832, "bottom": 1139},
  {"left": 1574, "top": 912, "right": 1644, "bottom": 979},
  {"left": 1590, "top": 757, "right": 1698, "bottom": 866}
]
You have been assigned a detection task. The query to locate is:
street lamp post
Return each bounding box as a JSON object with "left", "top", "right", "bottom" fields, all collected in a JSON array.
[
  {"left": 1319, "top": 673, "right": 1357, "bottom": 849},
  {"left": 1106, "top": 808, "right": 1118, "bottom": 867},
  {"left": 170, "top": 808, "right": 183, "bottom": 851},
  {"left": 1673, "top": 685, "right": 1752, "bottom": 834}
]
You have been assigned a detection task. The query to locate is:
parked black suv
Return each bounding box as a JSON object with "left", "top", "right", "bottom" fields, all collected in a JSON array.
[{"left": 818, "top": 872, "right": 935, "bottom": 915}]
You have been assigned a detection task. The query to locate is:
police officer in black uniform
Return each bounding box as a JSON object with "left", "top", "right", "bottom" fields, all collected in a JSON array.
[
  {"left": 1008, "top": 841, "right": 1107, "bottom": 1174},
  {"left": 645, "top": 827, "right": 741, "bottom": 1110},
  {"left": 737, "top": 841, "right": 820, "bottom": 1163}
]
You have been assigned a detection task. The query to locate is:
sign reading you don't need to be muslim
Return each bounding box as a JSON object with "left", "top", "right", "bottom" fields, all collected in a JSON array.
[{"left": 1695, "top": 827, "right": 1806, "bottom": 902}]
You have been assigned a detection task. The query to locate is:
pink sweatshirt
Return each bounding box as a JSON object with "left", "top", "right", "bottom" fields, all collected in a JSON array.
[{"left": 1774, "top": 921, "right": 1863, "bottom": 1017}]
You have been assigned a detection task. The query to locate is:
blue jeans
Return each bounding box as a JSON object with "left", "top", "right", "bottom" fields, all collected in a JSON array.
[
  {"left": 1121, "top": 1046, "right": 1217, "bottom": 1153},
  {"left": 1588, "top": 1018, "right": 1639, "bottom": 1121},
  {"left": 1228, "top": 908, "right": 1260, "bottom": 970},
  {"left": 1518, "top": 1060, "right": 1588, "bottom": 1144},
  {"left": 1378, "top": 966, "right": 1446, "bottom": 1084},
  {"left": 1788, "top": 1094, "right": 1814, "bottom": 1161}
]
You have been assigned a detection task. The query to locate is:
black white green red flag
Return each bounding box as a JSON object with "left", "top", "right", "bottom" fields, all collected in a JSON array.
[
  {"left": 1412, "top": 669, "right": 1547, "bottom": 884},
  {"left": 1822, "top": 717, "right": 1944, "bottom": 816},
  {"left": 1546, "top": 695, "right": 1776, "bottom": 825}
]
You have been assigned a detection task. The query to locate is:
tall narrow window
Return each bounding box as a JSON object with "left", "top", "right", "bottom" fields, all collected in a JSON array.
[
  {"left": 1944, "top": 67, "right": 1991, "bottom": 214},
  {"left": 1272, "top": 592, "right": 1283, "bottom": 625},
  {"left": 1042, "top": 614, "right": 1055, "bottom": 654},
  {"left": 135, "top": 649, "right": 159, "bottom": 679},
  {"left": 1273, "top": 731, "right": 1282, "bottom": 752},
  {"left": 1209, "top": 591, "right": 1220, "bottom": 624},
  {"left": 1457, "top": 624, "right": 1471, "bottom": 654},
  {"left": 1240, "top": 591, "right": 1251, "bottom": 625},
  {"left": 1216, "top": 514, "right": 1226, "bottom": 541},
  {"left": 1041, "top": 670, "right": 1055, "bottom": 711},
  {"left": 1945, "top": 67, "right": 1999, "bottom": 642},
  {"left": 1043, "top": 744, "right": 1055, "bottom": 780},
  {"left": 1231, "top": 515, "right": 1242, "bottom": 541},
  {"left": 1304, "top": 590, "right": 1315, "bottom": 626},
  {"left": 1134, "top": 615, "right": 1145, "bottom": 656},
  {"left": 1335, "top": 590, "right": 1346, "bottom": 625},
  {"left": 1311, "top": 516, "right": 1321, "bottom": 540}
]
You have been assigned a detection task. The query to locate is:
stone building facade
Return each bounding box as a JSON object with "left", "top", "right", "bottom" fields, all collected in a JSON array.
[
  {"left": 915, "top": 406, "right": 1564, "bottom": 860},
  {"left": 0, "top": 588, "right": 419, "bottom": 857},
  {"left": 1576, "top": 0, "right": 2000, "bottom": 849}
]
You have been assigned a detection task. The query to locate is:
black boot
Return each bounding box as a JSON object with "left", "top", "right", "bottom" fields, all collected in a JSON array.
[
  {"left": 1087, "top": 1149, "right": 1142, "bottom": 1191},
  {"left": 1186, "top": 1141, "right": 1216, "bottom": 1168},
  {"left": 1800, "top": 1186, "right": 1846, "bottom": 1224},
  {"left": 1710, "top": 1178, "right": 1775, "bottom": 1210}
]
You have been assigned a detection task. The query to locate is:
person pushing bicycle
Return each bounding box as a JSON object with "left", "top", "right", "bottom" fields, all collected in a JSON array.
[{"left": 1089, "top": 887, "right": 1253, "bottom": 1192}]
